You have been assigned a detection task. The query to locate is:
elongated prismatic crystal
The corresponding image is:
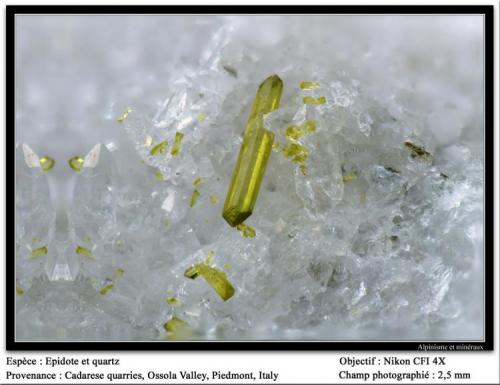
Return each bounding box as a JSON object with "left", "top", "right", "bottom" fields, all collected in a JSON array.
[
  {"left": 184, "top": 263, "right": 235, "bottom": 301},
  {"left": 222, "top": 74, "right": 283, "bottom": 227}
]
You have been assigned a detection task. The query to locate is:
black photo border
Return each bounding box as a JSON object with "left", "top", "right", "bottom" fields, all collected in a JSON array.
[{"left": 6, "top": 4, "right": 494, "bottom": 351}]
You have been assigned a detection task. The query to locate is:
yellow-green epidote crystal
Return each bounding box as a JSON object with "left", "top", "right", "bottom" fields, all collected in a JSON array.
[
  {"left": 114, "top": 268, "right": 125, "bottom": 279},
  {"left": 39, "top": 156, "right": 55, "bottom": 172},
  {"left": 76, "top": 245, "right": 93, "bottom": 258},
  {"left": 68, "top": 156, "right": 84, "bottom": 172},
  {"left": 31, "top": 246, "right": 48, "bottom": 258},
  {"left": 154, "top": 170, "right": 164, "bottom": 181},
  {"left": 303, "top": 96, "right": 326, "bottom": 105},
  {"left": 299, "top": 81, "right": 320, "bottom": 90},
  {"left": 342, "top": 172, "right": 358, "bottom": 183},
  {"left": 166, "top": 296, "right": 180, "bottom": 305},
  {"left": 236, "top": 223, "right": 256, "bottom": 238},
  {"left": 171, "top": 132, "right": 184, "bottom": 156},
  {"left": 99, "top": 284, "right": 114, "bottom": 295},
  {"left": 163, "top": 316, "right": 192, "bottom": 340},
  {"left": 285, "top": 120, "right": 317, "bottom": 141},
  {"left": 189, "top": 189, "right": 201, "bottom": 207},
  {"left": 117, "top": 107, "right": 132, "bottom": 123},
  {"left": 150, "top": 140, "right": 168, "bottom": 156},
  {"left": 222, "top": 74, "right": 283, "bottom": 227},
  {"left": 184, "top": 263, "right": 235, "bottom": 301}
]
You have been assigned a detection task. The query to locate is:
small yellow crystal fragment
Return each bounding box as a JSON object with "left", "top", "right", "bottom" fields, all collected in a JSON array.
[
  {"left": 303, "top": 96, "right": 326, "bottom": 105},
  {"left": 39, "top": 156, "right": 55, "bottom": 172},
  {"left": 190, "top": 189, "right": 201, "bottom": 207},
  {"left": 303, "top": 120, "right": 317, "bottom": 133},
  {"left": 164, "top": 316, "right": 188, "bottom": 331},
  {"left": 193, "top": 177, "right": 203, "bottom": 186},
  {"left": 31, "top": 246, "right": 48, "bottom": 258},
  {"left": 171, "top": 132, "right": 184, "bottom": 156},
  {"left": 163, "top": 316, "right": 192, "bottom": 340},
  {"left": 342, "top": 172, "right": 358, "bottom": 183},
  {"left": 16, "top": 287, "right": 24, "bottom": 295},
  {"left": 223, "top": 75, "right": 283, "bottom": 227},
  {"left": 184, "top": 263, "right": 235, "bottom": 301},
  {"left": 223, "top": 263, "right": 232, "bottom": 271},
  {"left": 286, "top": 120, "right": 317, "bottom": 141},
  {"left": 99, "top": 284, "right": 114, "bottom": 295},
  {"left": 150, "top": 140, "right": 168, "bottom": 156},
  {"left": 236, "top": 223, "right": 256, "bottom": 238},
  {"left": 404, "top": 141, "right": 432, "bottom": 159},
  {"left": 76, "top": 245, "right": 93, "bottom": 258},
  {"left": 209, "top": 194, "right": 219, "bottom": 205},
  {"left": 114, "top": 268, "right": 125, "bottom": 279},
  {"left": 282, "top": 143, "right": 309, "bottom": 165},
  {"left": 300, "top": 81, "right": 320, "bottom": 90},
  {"left": 166, "top": 296, "right": 180, "bottom": 305},
  {"left": 286, "top": 125, "right": 303, "bottom": 141},
  {"left": 117, "top": 107, "right": 132, "bottom": 123},
  {"left": 154, "top": 170, "right": 164, "bottom": 181},
  {"left": 197, "top": 113, "right": 206, "bottom": 123},
  {"left": 68, "top": 156, "right": 84, "bottom": 172}
]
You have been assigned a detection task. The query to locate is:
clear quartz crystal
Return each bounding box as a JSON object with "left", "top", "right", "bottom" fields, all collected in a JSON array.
[
  {"left": 70, "top": 144, "right": 116, "bottom": 249},
  {"left": 45, "top": 211, "right": 80, "bottom": 281},
  {"left": 15, "top": 144, "right": 56, "bottom": 290}
]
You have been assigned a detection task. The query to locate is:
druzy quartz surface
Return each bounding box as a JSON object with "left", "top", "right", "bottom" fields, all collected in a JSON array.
[{"left": 15, "top": 15, "right": 484, "bottom": 341}]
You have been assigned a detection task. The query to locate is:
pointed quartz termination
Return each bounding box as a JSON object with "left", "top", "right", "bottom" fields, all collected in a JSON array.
[{"left": 222, "top": 74, "right": 283, "bottom": 226}]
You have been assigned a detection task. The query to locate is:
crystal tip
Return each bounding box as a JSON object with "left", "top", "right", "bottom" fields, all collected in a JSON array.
[
  {"left": 222, "top": 206, "right": 251, "bottom": 227},
  {"left": 260, "top": 74, "right": 283, "bottom": 87}
]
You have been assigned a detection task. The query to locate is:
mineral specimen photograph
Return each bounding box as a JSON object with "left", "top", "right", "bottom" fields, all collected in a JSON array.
[{"left": 13, "top": 12, "right": 486, "bottom": 343}]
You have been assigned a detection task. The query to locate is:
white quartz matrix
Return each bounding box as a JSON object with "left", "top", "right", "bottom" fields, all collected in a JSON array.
[{"left": 15, "top": 15, "right": 484, "bottom": 341}]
